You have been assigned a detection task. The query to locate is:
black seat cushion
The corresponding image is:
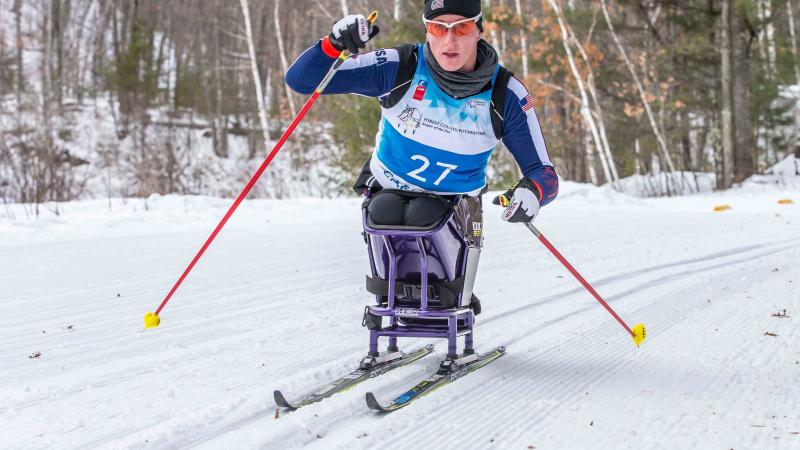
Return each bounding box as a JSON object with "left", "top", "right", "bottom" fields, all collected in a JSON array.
[{"left": 366, "top": 190, "right": 452, "bottom": 229}]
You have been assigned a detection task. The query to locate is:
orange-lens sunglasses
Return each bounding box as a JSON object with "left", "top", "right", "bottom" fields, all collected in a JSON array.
[{"left": 423, "top": 13, "right": 482, "bottom": 37}]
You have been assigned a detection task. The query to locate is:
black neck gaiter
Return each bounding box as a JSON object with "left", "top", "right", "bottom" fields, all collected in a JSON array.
[{"left": 424, "top": 39, "right": 498, "bottom": 99}]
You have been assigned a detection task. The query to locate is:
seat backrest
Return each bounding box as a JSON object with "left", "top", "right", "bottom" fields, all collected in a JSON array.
[{"left": 363, "top": 191, "right": 469, "bottom": 308}]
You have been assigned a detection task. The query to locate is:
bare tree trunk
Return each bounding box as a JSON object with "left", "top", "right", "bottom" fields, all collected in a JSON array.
[
  {"left": 51, "top": 0, "right": 64, "bottom": 105},
  {"left": 563, "top": 10, "right": 618, "bottom": 183},
  {"left": 720, "top": 0, "right": 735, "bottom": 189},
  {"left": 483, "top": 0, "right": 502, "bottom": 64},
  {"left": 73, "top": 0, "right": 92, "bottom": 103},
  {"left": 789, "top": 0, "right": 800, "bottom": 85},
  {"left": 634, "top": 137, "right": 642, "bottom": 175},
  {"left": 583, "top": 123, "right": 599, "bottom": 185},
  {"left": 784, "top": 0, "right": 800, "bottom": 159},
  {"left": 634, "top": 136, "right": 654, "bottom": 196},
  {"left": 756, "top": 0, "right": 769, "bottom": 76},
  {"left": 212, "top": 7, "right": 228, "bottom": 158},
  {"left": 600, "top": 0, "right": 677, "bottom": 190},
  {"left": 394, "top": 0, "right": 402, "bottom": 21},
  {"left": 763, "top": 0, "right": 776, "bottom": 77},
  {"left": 274, "top": 0, "right": 297, "bottom": 117},
  {"left": 755, "top": 0, "right": 777, "bottom": 80},
  {"left": 731, "top": 5, "right": 755, "bottom": 182},
  {"left": 340, "top": 0, "right": 349, "bottom": 16},
  {"left": 265, "top": 67, "right": 273, "bottom": 119},
  {"left": 92, "top": 0, "right": 111, "bottom": 106},
  {"left": 239, "top": 0, "right": 272, "bottom": 144},
  {"left": 548, "top": 0, "right": 612, "bottom": 185},
  {"left": 13, "top": 0, "right": 24, "bottom": 108},
  {"left": 41, "top": 0, "right": 56, "bottom": 210},
  {"left": 514, "top": 0, "right": 528, "bottom": 80}
]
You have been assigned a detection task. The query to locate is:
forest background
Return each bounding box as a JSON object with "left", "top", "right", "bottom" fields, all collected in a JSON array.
[{"left": 1, "top": 0, "right": 799, "bottom": 210}]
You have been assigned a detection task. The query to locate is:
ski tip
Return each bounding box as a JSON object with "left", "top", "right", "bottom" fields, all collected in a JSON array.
[
  {"left": 424, "top": 344, "right": 435, "bottom": 351},
  {"left": 365, "top": 392, "right": 386, "bottom": 412},
  {"left": 273, "top": 390, "right": 287, "bottom": 406},
  {"left": 273, "top": 390, "right": 296, "bottom": 410},
  {"left": 497, "top": 346, "right": 507, "bottom": 353}
]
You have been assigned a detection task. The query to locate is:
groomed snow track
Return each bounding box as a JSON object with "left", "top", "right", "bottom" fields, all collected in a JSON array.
[{"left": 2, "top": 187, "right": 799, "bottom": 449}]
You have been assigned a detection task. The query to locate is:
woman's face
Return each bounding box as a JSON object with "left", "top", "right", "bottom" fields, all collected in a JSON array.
[{"left": 425, "top": 14, "right": 482, "bottom": 72}]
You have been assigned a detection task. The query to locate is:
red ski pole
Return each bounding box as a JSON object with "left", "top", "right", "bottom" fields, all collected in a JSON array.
[
  {"left": 144, "top": 11, "right": 379, "bottom": 330},
  {"left": 524, "top": 222, "right": 646, "bottom": 347}
]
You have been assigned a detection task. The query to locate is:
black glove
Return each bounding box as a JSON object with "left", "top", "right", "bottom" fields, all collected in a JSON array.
[
  {"left": 329, "top": 14, "right": 380, "bottom": 54},
  {"left": 492, "top": 177, "right": 542, "bottom": 223}
]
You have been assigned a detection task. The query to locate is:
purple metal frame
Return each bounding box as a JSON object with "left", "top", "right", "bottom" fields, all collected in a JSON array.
[{"left": 362, "top": 202, "right": 475, "bottom": 359}]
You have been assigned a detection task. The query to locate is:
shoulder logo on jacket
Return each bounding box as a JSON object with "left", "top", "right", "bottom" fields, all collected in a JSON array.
[{"left": 519, "top": 94, "right": 534, "bottom": 112}]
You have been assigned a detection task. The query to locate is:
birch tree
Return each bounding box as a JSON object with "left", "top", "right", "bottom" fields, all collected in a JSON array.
[
  {"left": 720, "top": 0, "right": 735, "bottom": 189},
  {"left": 730, "top": 2, "right": 755, "bottom": 182},
  {"left": 240, "top": 0, "right": 272, "bottom": 144},
  {"left": 484, "top": 0, "right": 504, "bottom": 65},
  {"left": 788, "top": 0, "right": 800, "bottom": 156},
  {"left": 599, "top": 0, "right": 677, "bottom": 179},
  {"left": 562, "top": 6, "right": 618, "bottom": 183},
  {"left": 513, "top": 0, "right": 528, "bottom": 80},
  {"left": 547, "top": 0, "right": 613, "bottom": 185},
  {"left": 274, "top": 0, "right": 297, "bottom": 117},
  {"left": 12, "top": 0, "right": 24, "bottom": 107},
  {"left": 756, "top": 0, "right": 777, "bottom": 79},
  {"left": 788, "top": 0, "right": 800, "bottom": 85}
]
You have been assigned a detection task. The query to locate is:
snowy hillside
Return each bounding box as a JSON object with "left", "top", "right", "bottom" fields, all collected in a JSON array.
[
  {"left": 1, "top": 178, "right": 799, "bottom": 449},
  {"left": 744, "top": 153, "right": 800, "bottom": 190}
]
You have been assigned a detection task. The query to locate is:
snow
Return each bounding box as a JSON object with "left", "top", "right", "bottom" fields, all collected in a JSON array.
[
  {"left": 2, "top": 176, "right": 800, "bottom": 449},
  {"left": 744, "top": 154, "right": 800, "bottom": 190},
  {"left": 615, "top": 172, "right": 717, "bottom": 197},
  {"left": 0, "top": 93, "right": 342, "bottom": 202},
  {"left": 610, "top": 154, "right": 800, "bottom": 198}
]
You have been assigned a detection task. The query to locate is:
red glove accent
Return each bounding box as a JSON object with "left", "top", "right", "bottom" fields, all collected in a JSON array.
[
  {"left": 321, "top": 37, "right": 343, "bottom": 58},
  {"left": 531, "top": 180, "right": 543, "bottom": 202}
]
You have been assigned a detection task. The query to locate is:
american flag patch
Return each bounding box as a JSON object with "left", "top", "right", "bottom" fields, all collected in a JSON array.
[{"left": 519, "top": 94, "right": 534, "bottom": 112}]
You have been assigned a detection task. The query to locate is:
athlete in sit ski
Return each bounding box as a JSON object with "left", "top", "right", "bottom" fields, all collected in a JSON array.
[{"left": 285, "top": 0, "right": 559, "bottom": 312}]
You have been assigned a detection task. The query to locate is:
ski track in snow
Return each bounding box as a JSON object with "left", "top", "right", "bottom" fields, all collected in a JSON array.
[{"left": 1, "top": 189, "right": 799, "bottom": 449}]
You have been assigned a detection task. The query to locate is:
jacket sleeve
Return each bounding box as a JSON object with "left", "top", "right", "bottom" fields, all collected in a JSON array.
[
  {"left": 501, "top": 76, "right": 559, "bottom": 206},
  {"left": 284, "top": 38, "right": 401, "bottom": 97}
]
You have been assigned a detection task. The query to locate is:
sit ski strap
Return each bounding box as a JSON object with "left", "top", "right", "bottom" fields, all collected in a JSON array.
[
  {"left": 378, "top": 44, "right": 418, "bottom": 109},
  {"left": 490, "top": 67, "right": 513, "bottom": 139},
  {"left": 366, "top": 275, "right": 465, "bottom": 307}
]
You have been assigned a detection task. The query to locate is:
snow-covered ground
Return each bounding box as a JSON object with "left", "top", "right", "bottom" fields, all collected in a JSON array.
[{"left": 2, "top": 177, "right": 799, "bottom": 449}]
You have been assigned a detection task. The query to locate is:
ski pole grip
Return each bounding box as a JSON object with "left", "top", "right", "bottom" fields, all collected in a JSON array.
[{"left": 335, "top": 11, "right": 379, "bottom": 62}]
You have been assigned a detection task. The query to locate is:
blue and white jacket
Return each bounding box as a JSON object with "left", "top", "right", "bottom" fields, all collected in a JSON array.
[{"left": 285, "top": 40, "right": 558, "bottom": 205}]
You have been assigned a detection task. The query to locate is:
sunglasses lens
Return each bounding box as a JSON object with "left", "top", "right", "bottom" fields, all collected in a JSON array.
[
  {"left": 453, "top": 21, "right": 476, "bottom": 36},
  {"left": 425, "top": 19, "right": 477, "bottom": 37},
  {"left": 426, "top": 23, "right": 448, "bottom": 36}
]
